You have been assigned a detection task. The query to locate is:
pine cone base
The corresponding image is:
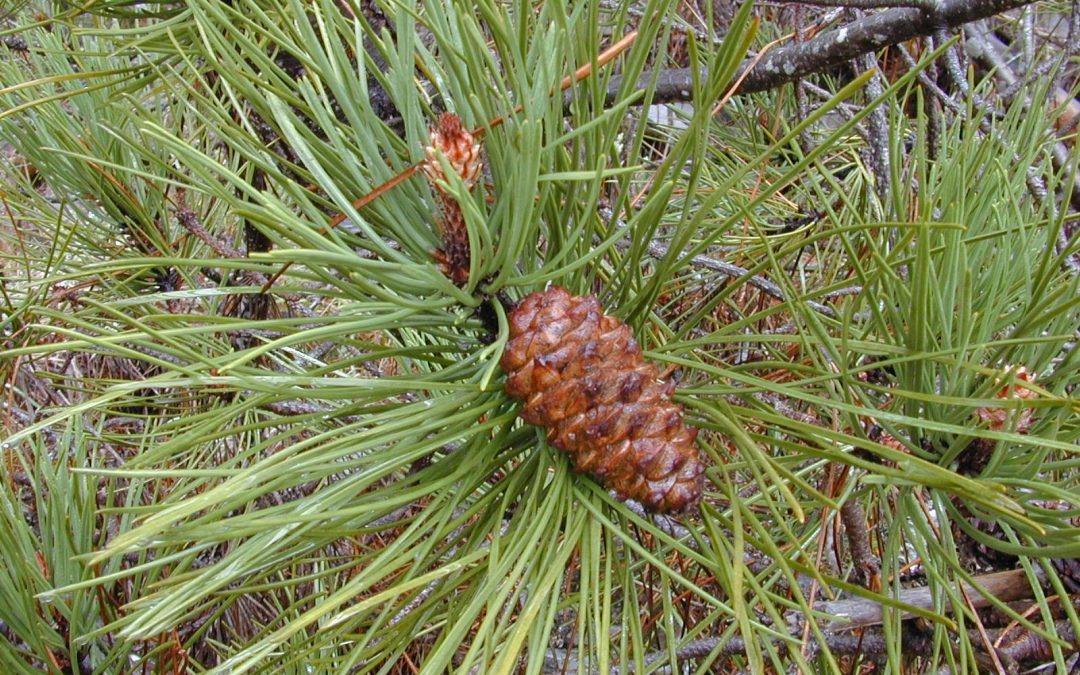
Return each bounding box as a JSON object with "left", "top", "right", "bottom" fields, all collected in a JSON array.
[
  {"left": 433, "top": 192, "right": 470, "bottom": 286},
  {"left": 501, "top": 286, "right": 704, "bottom": 513}
]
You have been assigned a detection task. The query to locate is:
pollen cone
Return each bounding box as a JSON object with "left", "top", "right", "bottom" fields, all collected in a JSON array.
[
  {"left": 421, "top": 112, "right": 481, "bottom": 286},
  {"left": 500, "top": 286, "right": 705, "bottom": 513}
]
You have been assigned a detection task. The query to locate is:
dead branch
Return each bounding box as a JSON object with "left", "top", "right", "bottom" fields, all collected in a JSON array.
[
  {"left": 542, "top": 568, "right": 1068, "bottom": 673},
  {"left": 605, "top": 0, "right": 1041, "bottom": 105},
  {"left": 771, "top": 0, "right": 933, "bottom": 6},
  {"left": 810, "top": 568, "right": 1039, "bottom": 630}
]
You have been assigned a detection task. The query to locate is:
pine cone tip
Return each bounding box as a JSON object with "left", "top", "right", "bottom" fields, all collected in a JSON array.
[{"left": 422, "top": 112, "right": 481, "bottom": 191}]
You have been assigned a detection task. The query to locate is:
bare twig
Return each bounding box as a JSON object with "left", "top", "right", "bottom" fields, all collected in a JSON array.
[
  {"left": 546, "top": 620, "right": 1028, "bottom": 673},
  {"left": 1020, "top": 6, "right": 1036, "bottom": 68},
  {"left": 771, "top": 0, "right": 934, "bottom": 7},
  {"left": 602, "top": 207, "right": 856, "bottom": 318},
  {"left": 839, "top": 500, "right": 882, "bottom": 591},
  {"left": 585, "top": 617, "right": 1078, "bottom": 674},
  {"left": 597, "top": 0, "right": 725, "bottom": 47},
  {"left": 811, "top": 568, "right": 1040, "bottom": 630},
  {"left": 1069, "top": 0, "right": 1080, "bottom": 63},
  {"left": 606, "top": 0, "right": 1041, "bottom": 105},
  {"left": 176, "top": 206, "right": 244, "bottom": 260},
  {"left": 993, "top": 620, "right": 1078, "bottom": 664},
  {"left": 639, "top": 237, "right": 843, "bottom": 318},
  {"left": 856, "top": 52, "right": 891, "bottom": 206},
  {"left": 793, "top": 6, "right": 817, "bottom": 153}
]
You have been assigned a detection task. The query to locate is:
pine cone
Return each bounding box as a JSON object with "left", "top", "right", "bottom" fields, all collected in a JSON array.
[
  {"left": 421, "top": 112, "right": 481, "bottom": 191},
  {"left": 974, "top": 365, "right": 1037, "bottom": 433},
  {"left": 421, "top": 112, "right": 480, "bottom": 286},
  {"left": 500, "top": 286, "right": 705, "bottom": 513},
  {"left": 431, "top": 192, "right": 470, "bottom": 286}
]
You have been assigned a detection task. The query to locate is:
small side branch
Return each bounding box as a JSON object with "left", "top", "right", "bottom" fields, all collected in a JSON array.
[
  {"left": 839, "top": 500, "right": 882, "bottom": 591},
  {"left": 640, "top": 237, "right": 842, "bottom": 318}
]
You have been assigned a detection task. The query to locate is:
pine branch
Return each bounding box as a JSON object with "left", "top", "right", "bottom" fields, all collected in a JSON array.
[
  {"left": 542, "top": 568, "right": 1061, "bottom": 673},
  {"left": 606, "top": 0, "right": 1041, "bottom": 105},
  {"left": 771, "top": 0, "right": 933, "bottom": 6},
  {"left": 808, "top": 568, "right": 1039, "bottom": 630}
]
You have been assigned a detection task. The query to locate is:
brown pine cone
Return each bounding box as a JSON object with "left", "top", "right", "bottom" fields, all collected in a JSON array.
[{"left": 500, "top": 286, "right": 705, "bottom": 513}]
